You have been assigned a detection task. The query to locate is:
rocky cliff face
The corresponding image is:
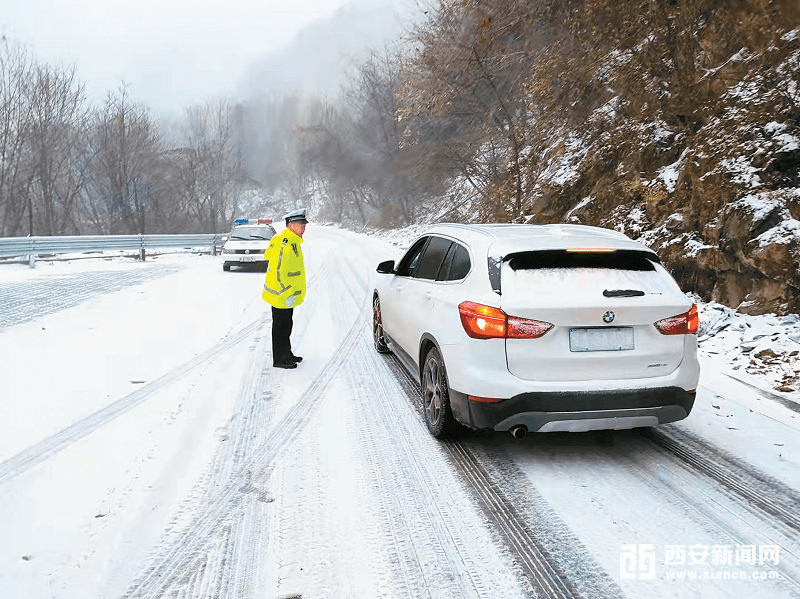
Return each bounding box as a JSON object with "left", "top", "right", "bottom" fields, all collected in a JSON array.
[{"left": 528, "top": 29, "right": 800, "bottom": 316}]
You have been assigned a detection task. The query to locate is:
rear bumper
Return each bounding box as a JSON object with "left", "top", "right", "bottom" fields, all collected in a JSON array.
[{"left": 450, "top": 386, "right": 695, "bottom": 432}]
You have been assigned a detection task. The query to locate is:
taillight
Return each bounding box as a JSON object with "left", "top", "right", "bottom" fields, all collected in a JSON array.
[
  {"left": 507, "top": 316, "right": 554, "bottom": 338},
  {"left": 654, "top": 304, "right": 699, "bottom": 335},
  {"left": 458, "top": 302, "right": 507, "bottom": 339},
  {"left": 458, "top": 301, "right": 553, "bottom": 340}
]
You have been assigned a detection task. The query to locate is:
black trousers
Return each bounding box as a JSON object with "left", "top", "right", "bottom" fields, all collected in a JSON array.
[{"left": 271, "top": 306, "right": 294, "bottom": 364}]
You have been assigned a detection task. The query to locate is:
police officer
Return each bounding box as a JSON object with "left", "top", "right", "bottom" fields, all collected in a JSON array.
[{"left": 262, "top": 209, "right": 308, "bottom": 369}]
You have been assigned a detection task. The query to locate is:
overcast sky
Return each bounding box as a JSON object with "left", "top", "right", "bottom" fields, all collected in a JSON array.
[{"left": 1, "top": 0, "right": 374, "bottom": 117}]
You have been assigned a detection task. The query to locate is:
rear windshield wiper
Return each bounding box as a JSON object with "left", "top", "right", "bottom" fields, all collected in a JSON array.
[{"left": 603, "top": 289, "right": 645, "bottom": 297}]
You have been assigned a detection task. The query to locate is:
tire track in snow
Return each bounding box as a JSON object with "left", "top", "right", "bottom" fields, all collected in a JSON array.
[
  {"left": 0, "top": 314, "right": 268, "bottom": 486},
  {"left": 143, "top": 326, "right": 281, "bottom": 599},
  {"left": 721, "top": 373, "right": 800, "bottom": 415},
  {"left": 644, "top": 426, "right": 800, "bottom": 534},
  {"left": 383, "top": 353, "right": 625, "bottom": 599},
  {"left": 0, "top": 265, "right": 331, "bottom": 487},
  {"left": 637, "top": 426, "right": 800, "bottom": 591},
  {"left": 122, "top": 293, "right": 370, "bottom": 598},
  {"left": 620, "top": 434, "right": 800, "bottom": 593},
  {"left": 120, "top": 256, "right": 343, "bottom": 598},
  {"left": 217, "top": 262, "right": 344, "bottom": 599},
  {"left": 446, "top": 442, "right": 579, "bottom": 599},
  {"left": 342, "top": 333, "right": 505, "bottom": 599}
]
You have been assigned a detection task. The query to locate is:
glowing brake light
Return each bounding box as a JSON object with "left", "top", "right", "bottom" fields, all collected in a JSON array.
[
  {"left": 654, "top": 304, "right": 699, "bottom": 335},
  {"left": 565, "top": 248, "right": 617, "bottom": 253},
  {"left": 458, "top": 302, "right": 506, "bottom": 339},
  {"left": 458, "top": 301, "right": 553, "bottom": 340}
]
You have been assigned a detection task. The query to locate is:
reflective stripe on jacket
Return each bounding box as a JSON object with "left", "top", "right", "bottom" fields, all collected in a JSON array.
[{"left": 262, "top": 228, "right": 306, "bottom": 309}]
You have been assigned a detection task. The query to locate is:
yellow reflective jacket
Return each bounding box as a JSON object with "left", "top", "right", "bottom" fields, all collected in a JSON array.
[{"left": 262, "top": 228, "right": 306, "bottom": 309}]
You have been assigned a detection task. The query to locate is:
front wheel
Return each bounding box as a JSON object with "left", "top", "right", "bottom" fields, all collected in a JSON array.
[
  {"left": 422, "top": 347, "right": 457, "bottom": 438},
  {"left": 373, "top": 296, "right": 390, "bottom": 353}
]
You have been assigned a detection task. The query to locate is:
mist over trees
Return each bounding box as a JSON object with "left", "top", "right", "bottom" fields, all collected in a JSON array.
[
  {"left": 1, "top": 1, "right": 799, "bottom": 238},
  {"left": 0, "top": 40, "right": 252, "bottom": 237}
]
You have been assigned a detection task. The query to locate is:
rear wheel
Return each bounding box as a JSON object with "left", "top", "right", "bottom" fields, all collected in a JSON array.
[
  {"left": 373, "top": 296, "right": 390, "bottom": 353},
  {"left": 422, "top": 347, "right": 457, "bottom": 438}
]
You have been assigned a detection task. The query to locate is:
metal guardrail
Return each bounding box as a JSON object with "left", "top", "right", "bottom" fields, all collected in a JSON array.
[{"left": 0, "top": 233, "right": 228, "bottom": 265}]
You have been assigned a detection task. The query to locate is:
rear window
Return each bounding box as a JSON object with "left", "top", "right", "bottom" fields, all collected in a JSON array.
[{"left": 507, "top": 249, "right": 659, "bottom": 272}]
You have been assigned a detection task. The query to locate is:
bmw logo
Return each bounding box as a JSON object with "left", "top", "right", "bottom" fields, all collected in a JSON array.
[{"left": 603, "top": 311, "right": 615, "bottom": 323}]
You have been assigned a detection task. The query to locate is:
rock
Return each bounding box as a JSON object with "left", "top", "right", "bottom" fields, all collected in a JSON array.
[
  {"left": 755, "top": 348, "right": 779, "bottom": 360},
  {"left": 719, "top": 199, "right": 783, "bottom": 257},
  {"left": 738, "top": 279, "right": 795, "bottom": 315},
  {"left": 744, "top": 237, "right": 796, "bottom": 281},
  {"left": 712, "top": 271, "right": 750, "bottom": 307},
  {"left": 664, "top": 212, "right": 686, "bottom": 232}
]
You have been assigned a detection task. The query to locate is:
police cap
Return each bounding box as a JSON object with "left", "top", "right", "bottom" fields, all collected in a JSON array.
[{"left": 284, "top": 208, "right": 308, "bottom": 225}]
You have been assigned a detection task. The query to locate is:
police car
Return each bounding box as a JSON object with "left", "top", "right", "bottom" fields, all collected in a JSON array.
[{"left": 222, "top": 218, "right": 276, "bottom": 271}]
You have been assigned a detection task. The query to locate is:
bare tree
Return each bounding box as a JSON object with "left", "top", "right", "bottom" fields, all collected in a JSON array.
[
  {"left": 26, "top": 62, "right": 88, "bottom": 235},
  {"left": 88, "top": 84, "right": 161, "bottom": 235},
  {"left": 396, "top": 0, "right": 588, "bottom": 219},
  {"left": 179, "top": 98, "right": 244, "bottom": 232},
  {"left": 0, "top": 39, "right": 34, "bottom": 236}
]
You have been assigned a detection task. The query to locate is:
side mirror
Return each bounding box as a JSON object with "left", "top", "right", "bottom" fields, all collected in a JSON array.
[{"left": 376, "top": 260, "right": 396, "bottom": 274}]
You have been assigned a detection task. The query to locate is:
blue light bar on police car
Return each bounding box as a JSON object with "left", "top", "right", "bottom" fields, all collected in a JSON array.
[{"left": 233, "top": 218, "right": 273, "bottom": 225}]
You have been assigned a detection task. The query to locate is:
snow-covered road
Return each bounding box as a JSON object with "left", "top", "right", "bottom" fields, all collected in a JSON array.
[{"left": 0, "top": 225, "right": 798, "bottom": 599}]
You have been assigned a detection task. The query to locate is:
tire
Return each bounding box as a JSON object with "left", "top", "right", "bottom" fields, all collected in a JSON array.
[
  {"left": 373, "top": 296, "right": 390, "bottom": 353},
  {"left": 421, "top": 346, "right": 457, "bottom": 438},
  {"left": 222, "top": 262, "right": 231, "bottom": 271}
]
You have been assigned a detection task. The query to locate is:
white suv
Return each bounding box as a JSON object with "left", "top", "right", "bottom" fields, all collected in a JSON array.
[{"left": 373, "top": 223, "right": 700, "bottom": 438}]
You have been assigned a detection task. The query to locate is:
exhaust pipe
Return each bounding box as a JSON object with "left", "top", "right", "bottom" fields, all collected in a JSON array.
[{"left": 509, "top": 425, "right": 528, "bottom": 439}]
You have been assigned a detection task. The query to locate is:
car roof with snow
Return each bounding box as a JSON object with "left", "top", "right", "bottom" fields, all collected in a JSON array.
[{"left": 420, "top": 223, "right": 659, "bottom": 258}]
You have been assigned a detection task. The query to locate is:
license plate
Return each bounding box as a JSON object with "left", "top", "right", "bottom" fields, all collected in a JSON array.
[
  {"left": 569, "top": 327, "right": 634, "bottom": 352},
  {"left": 240, "top": 255, "right": 259, "bottom": 262}
]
